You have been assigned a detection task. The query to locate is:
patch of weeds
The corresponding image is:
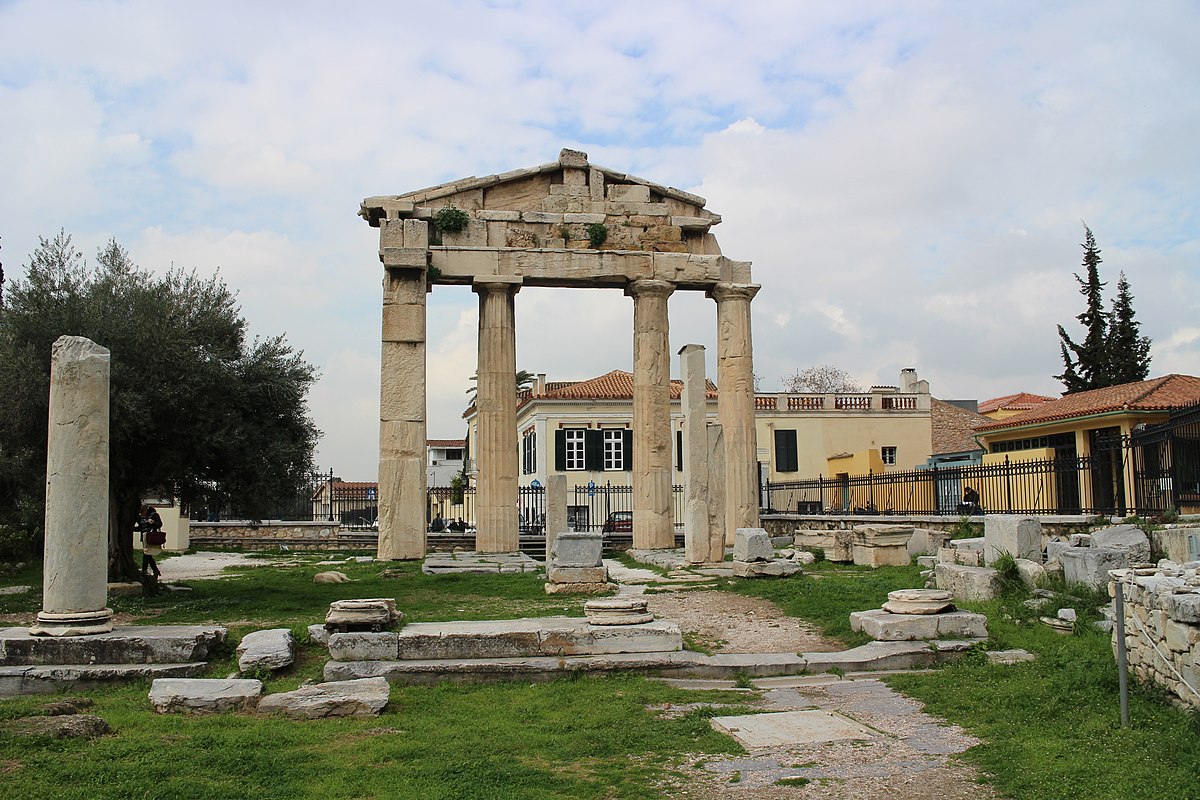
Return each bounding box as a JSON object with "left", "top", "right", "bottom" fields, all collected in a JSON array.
[
  {"left": 992, "top": 551, "right": 1024, "bottom": 595},
  {"left": 692, "top": 759, "right": 708, "bottom": 769},
  {"left": 586, "top": 222, "right": 608, "bottom": 248},
  {"left": 433, "top": 205, "right": 469, "bottom": 234},
  {"left": 557, "top": 223, "right": 571, "bottom": 241},
  {"left": 802, "top": 546, "right": 826, "bottom": 562},
  {"left": 683, "top": 632, "right": 725, "bottom": 656},
  {"left": 959, "top": 640, "right": 991, "bottom": 667},
  {"left": 951, "top": 515, "right": 981, "bottom": 539},
  {"left": 776, "top": 776, "right": 812, "bottom": 787},
  {"left": 729, "top": 770, "right": 742, "bottom": 784},
  {"left": 827, "top": 666, "right": 846, "bottom": 678},
  {"left": 733, "top": 672, "right": 754, "bottom": 689}
]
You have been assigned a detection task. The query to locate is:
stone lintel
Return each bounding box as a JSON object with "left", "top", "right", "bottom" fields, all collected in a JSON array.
[{"left": 429, "top": 248, "right": 747, "bottom": 289}]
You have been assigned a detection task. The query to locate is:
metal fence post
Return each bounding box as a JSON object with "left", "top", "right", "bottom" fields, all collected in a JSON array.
[
  {"left": 1115, "top": 580, "right": 1131, "bottom": 728},
  {"left": 1004, "top": 455, "right": 1013, "bottom": 513}
]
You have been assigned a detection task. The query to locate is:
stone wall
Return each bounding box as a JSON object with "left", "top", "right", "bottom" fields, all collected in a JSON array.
[
  {"left": 189, "top": 522, "right": 344, "bottom": 552},
  {"left": 1111, "top": 565, "right": 1200, "bottom": 710}
]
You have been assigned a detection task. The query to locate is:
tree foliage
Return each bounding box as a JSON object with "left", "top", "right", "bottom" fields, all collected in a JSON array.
[
  {"left": 0, "top": 231, "right": 320, "bottom": 579},
  {"left": 1055, "top": 225, "right": 1152, "bottom": 393},
  {"left": 781, "top": 365, "right": 862, "bottom": 393}
]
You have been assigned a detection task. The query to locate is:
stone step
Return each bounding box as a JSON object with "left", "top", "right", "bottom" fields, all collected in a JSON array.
[
  {"left": 328, "top": 617, "right": 682, "bottom": 662},
  {"left": 0, "top": 662, "right": 208, "bottom": 696},
  {"left": 322, "top": 639, "right": 977, "bottom": 685},
  {"left": 0, "top": 625, "right": 227, "bottom": 666}
]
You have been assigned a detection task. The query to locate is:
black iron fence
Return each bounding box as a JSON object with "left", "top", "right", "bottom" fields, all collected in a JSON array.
[{"left": 763, "top": 406, "right": 1200, "bottom": 518}]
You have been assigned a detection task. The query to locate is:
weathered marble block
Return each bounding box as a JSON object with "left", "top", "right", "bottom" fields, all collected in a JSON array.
[
  {"left": 236, "top": 628, "right": 295, "bottom": 673},
  {"left": 734, "top": 528, "right": 773, "bottom": 562},
  {"left": 149, "top": 678, "right": 262, "bottom": 713},
  {"left": 984, "top": 515, "right": 1042, "bottom": 565},
  {"left": 551, "top": 531, "right": 603, "bottom": 568},
  {"left": 850, "top": 608, "right": 987, "bottom": 641}
]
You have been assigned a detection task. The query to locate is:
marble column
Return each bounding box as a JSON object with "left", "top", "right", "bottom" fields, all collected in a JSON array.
[
  {"left": 545, "top": 473, "right": 567, "bottom": 559},
  {"left": 710, "top": 282, "right": 761, "bottom": 541},
  {"left": 474, "top": 276, "right": 522, "bottom": 553},
  {"left": 679, "top": 344, "right": 718, "bottom": 564},
  {"left": 32, "top": 336, "right": 113, "bottom": 636},
  {"left": 627, "top": 279, "right": 675, "bottom": 549},
  {"left": 376, "top": 219, "right": 429, "bottom": 561}
]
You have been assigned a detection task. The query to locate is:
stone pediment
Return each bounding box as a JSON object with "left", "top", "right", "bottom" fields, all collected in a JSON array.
[
  {"left": 361, "top": 148, "right": 721, "bottom": 249},
  {"left": 361, "top": 149, "right": 751, "bottom": 290}
]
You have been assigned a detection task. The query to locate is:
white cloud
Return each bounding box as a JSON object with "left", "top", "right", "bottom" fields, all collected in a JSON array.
[{"left": 2, "top": 0, "right": 1198, "bottom": 479}]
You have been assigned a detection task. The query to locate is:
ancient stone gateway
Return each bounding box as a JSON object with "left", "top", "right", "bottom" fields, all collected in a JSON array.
[{"left": 359, "top": 149, "right": 759, "bottom": 560}]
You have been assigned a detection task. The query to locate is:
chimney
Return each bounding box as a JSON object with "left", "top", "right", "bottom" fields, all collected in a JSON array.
[{"left": 534, "top": 373, "right": 547, "bottom": 395}]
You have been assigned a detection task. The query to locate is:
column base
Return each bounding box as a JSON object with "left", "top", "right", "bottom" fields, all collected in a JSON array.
[{"left": 30, "top": 608, "right": 114, "bottom": 637}]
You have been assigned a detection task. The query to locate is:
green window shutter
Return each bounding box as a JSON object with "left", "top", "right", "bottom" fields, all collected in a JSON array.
[
  {"left": 676, "top": 430, "right": 683, "bottom": 471},
  {"left": 584, "top": 430, "right": 604, "bottom": 471},
  {"left": 554, "top": 430, "right": 566, "bottom": 472},
  {"left": 774, "top": 429, "right": 798, "bottom": 473},
  {"left": 623, "top": 430, "right": 634, "bottom": 471}
]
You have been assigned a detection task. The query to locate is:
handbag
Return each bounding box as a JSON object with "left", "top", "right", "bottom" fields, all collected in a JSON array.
[{"left": 146, "top": 530, "right": 167, "bottom": 546}]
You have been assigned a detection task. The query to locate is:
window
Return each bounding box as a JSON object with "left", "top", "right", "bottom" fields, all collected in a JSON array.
[
  {"left": 521, "top": 431, "right": 537, "bottom": 475},
  {"left": 882, "top": 446, "right": 897, "bottom": 466},
  {"left": 564, "top": 429, "right": 585, "bottom": 471},
  {"left": 444, "top": 448, "right": 464, "bottom": 460},
  {"left": 555, "top": 428, "right": 631, "bottom": 471},
  {"left": 603, "top": 429, "right": 624, "bottom": 471},
  {"left": 774, "top": 429, "right": 798, "bottom": 473}
]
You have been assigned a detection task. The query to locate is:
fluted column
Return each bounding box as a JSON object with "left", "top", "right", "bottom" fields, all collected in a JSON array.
[
  {"left": 32, "top": 336, "right": 113, "bottom": 636},
  {"left": 474, "top": 276, "right": 522, "bottom": 553},
  {"left": 376, "top": 220, "right": 429, "bottom": 560},
  {"left": 627, "top": 278, "right": 675, "bottom": 549},
  {"left": 710, "top": 282, "right": 761, "bottom": 540}
]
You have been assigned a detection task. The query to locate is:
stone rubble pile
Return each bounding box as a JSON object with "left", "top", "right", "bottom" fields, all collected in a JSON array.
[
  {"left": 149, "top": 676, "right": 391, "bottom": 718},
  {"left": 732, "top": 528, "right": 803, "bottom": 578},
  {"left": 1110, "top": 561, "right": 1200, "bottom": 710},
  {"left": 850, "top": 589, "right": 988, "bottom": 642},
  {"left": 1047, "top": 524, "right": 1153, "bottom": 589}
]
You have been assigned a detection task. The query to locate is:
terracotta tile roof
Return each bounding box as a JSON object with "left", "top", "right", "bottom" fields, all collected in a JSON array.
[
  {"left": 931, "top": 399, "right": 989, "bottom": 455},
  {"left": 427, "top": 439, "right": 465, "bottom": 448},
  {"left": 978, "top": 392, "right": 1057, "bottom": 414},
  {"left": 518, "top": 369, "right": 717, "bottom": 409},
  {"left": 975, "top": 375, "right": 1200, "bottom": 432},
  {"left": 314, "top": 480, "right": 378, "bottom": 499}
]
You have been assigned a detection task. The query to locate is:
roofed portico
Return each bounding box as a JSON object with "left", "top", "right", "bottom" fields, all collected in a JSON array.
[{"left": 360, "top": 149, "right": 760, "bottom": 559}]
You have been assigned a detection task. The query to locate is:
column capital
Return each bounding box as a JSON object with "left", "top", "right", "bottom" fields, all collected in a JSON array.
[
  {"left": 472, "top": 275, "right": 523, "bottom": 295},
  {"left": 707, "top": 282, "right": 760, "bottom": 303},
  {"left": 625, "top": 278, "right": 675, "bottom": 299}
]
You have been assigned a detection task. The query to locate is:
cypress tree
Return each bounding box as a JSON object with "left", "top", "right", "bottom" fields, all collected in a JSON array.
[
  {"left": 1107, "top": 271, "right": 1152, "bottom": 384},
  {"left": 1056, "top": 225, "right": 1109, "bottom": 392}
]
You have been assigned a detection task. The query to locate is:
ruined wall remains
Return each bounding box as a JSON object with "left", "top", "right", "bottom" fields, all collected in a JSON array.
[{"left": 1111, "top": 564, "right": 1200, "bottom": 710}]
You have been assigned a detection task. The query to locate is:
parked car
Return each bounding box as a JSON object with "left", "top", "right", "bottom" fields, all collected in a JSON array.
[{"left": 601, "top": 511, "right": 633, "bottom": 533}]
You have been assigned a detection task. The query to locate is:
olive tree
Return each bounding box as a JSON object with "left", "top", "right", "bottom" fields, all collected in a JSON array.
[{"left": 0, "top": 231, "right": 320, "bottom": 579}]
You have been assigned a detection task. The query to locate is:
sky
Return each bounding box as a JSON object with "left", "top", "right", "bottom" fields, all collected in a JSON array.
[{"left": 2, "top": 1, "right": 1198, "bottom": 480}]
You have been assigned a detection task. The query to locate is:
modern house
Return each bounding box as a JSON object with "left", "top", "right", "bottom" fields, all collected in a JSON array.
[{"left": 973, "top": 374, "right": 1200, "bottom": 514}]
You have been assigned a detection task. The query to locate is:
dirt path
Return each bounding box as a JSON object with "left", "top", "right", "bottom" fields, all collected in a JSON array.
[
  {"left": 642, "top": 589, "right": 840, "bottom": 654},
  {"left": 630, "top": 588, "right": 993, "bottom": 799}
]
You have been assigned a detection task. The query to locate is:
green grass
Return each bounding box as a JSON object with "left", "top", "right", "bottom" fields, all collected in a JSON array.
[
  {"left": 3, "top": 558, "right": 587, "bottom": 627},
  {"left": 0, "top": 674, "right": 748, "bottom": 800},
  {"left": 885, "top": 602, "right": 1200, "bottom": 800}
]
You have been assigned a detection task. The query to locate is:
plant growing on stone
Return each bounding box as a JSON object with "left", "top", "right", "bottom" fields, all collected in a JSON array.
[
  {"left": 433, "top": 205, "right": 470, "bottom": 234},
  {"left": 586, "top": 222, "right": 608, "bottom": 249}
]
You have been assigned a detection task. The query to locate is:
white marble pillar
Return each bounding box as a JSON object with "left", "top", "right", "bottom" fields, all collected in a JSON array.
[
  {"left": 474, "top": 277, "right": 522, "bottom": 553},
  {"left": 679, "top": 344, "right": 719, "bottom": 564},
  {"left": 545, "top": 473, "right": 567, "bottom": 559},
  {"left": 376, "top": 220, "right": 429, "bottom": 561},
  {"left": 627, "top": 279, "right": 675, "bottom": 549},
  {"left": 710, "top": 282, "right": 761, "bottom": 541},
  {"left": 32, "top": 336, "right": 113, "bottom": 636}
]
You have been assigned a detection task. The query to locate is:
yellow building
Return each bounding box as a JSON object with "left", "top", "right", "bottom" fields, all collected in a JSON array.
[
  {"left": 463, "top": 367, "right": 934, "bottom": 520},
  {"left": 973, "top": 374, "right": 1200, "bottom": 515}
]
